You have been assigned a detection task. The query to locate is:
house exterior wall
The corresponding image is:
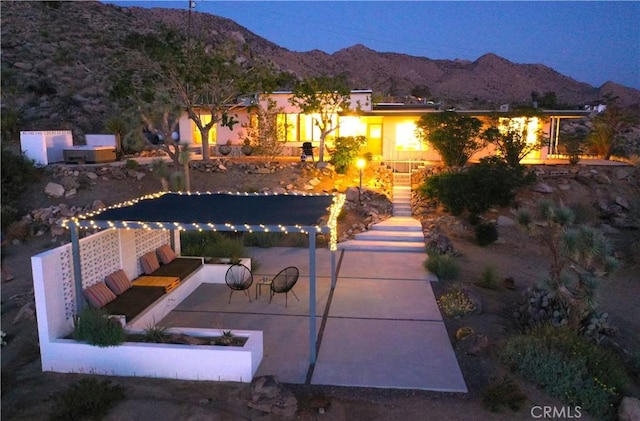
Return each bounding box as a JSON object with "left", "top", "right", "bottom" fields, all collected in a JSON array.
[{"left": 178, "top": 90, "right": 587, "bottom": 163}]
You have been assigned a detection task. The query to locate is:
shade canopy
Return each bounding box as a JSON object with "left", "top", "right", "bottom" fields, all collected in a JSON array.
[{"left": 65, "top": 192, "right": 344, "bottom": 237}]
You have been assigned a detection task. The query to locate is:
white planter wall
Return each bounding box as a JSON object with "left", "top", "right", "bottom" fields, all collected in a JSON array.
[
  {"left": 42, "top": 328, "right": 262, "bottom": 382},
  {"left": 31, "top": 227, "right": 260, "bottom": 383}
]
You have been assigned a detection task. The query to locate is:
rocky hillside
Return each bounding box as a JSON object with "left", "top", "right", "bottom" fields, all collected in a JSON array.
[{"left": 1, "top": 1, "right": 639, "bottom": 138}]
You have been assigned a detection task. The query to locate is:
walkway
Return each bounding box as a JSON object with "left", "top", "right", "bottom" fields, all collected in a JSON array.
[{"left": 159, "top": 247, "right": 467, "bottom": 392}]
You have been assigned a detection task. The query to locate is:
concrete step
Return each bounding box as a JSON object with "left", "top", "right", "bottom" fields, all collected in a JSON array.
[
  {"left": 370, "top": 217, "right": 422, "bottom": 232},
  {"left": 354, "top": 230, "right": 424, "bottom": 242},
  {"left": 338, "top": 240, "right": 425, "bottom": 252}
]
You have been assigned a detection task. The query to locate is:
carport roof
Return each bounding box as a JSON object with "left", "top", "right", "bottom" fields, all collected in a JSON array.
[{"left": 65, "top": 191, "right": 344, "bottom": 234}]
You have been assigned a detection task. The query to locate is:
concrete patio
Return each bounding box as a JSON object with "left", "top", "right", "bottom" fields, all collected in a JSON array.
[{"left": 159, "top": 247, "right": 467, "bottom": 392}]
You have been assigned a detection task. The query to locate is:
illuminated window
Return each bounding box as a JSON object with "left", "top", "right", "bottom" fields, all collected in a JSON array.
[
  {"left": 300, "top": 114, "right": 323, "bottom": 141},
  {"left": 339, "top": 116, "right": 367, "bottom": 137},
  {"left": 191, "top": 114, "right": 215, "bottom": 144},
  {"left": 499, "top": 117, "right": 539, "bottom": 144},
  {"left": 276, "top": 114, "right": 298, "bottom": 141},
  {"left": 395, "top": 121, "right": 423, "bottom": 151}
]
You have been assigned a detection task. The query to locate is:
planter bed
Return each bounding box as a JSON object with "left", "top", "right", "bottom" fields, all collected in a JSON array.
[{"left": 45, "top": 328, "right": 263, "bottom": 382}]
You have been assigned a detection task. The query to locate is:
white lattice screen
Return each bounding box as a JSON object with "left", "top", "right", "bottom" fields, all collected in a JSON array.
[
  {"left": 79, "top": 229, "right": 121, "bottom": 289},
  {"left": 134, "top": 230, "right": 171, "bottom": 273}
]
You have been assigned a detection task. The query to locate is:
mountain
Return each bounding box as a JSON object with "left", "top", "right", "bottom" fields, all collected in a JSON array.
[{"left": 1, "top": 1, "right": 638, "bottom": 137}]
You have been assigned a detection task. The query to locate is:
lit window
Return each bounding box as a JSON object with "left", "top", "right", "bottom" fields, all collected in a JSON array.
[
  {"left": 276, "top": 114, "right": 298, "bottom": 141},
  {"left": 339, "top": 116, "right": 367, "bottom": 137},
  {"left": 191, "top": 114, "right": 215, "bottom": 144},
  {"left": 395, "top": 121, "right": 423, "bottom": 151},
  {"left": 499, "top": 117, "right": 539, "bottom": 144}
]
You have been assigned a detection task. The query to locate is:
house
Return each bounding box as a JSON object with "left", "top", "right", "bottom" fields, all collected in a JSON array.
[{"left": 177, "top": 90, "right": 591, "bottom": 164}]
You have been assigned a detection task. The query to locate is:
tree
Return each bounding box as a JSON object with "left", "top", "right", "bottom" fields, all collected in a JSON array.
[
  {"left": 242, "top": 98, "right": 285, "bottom": 163},
  {"left": 289, "top": 75, "right": 352, "bottom": 163},
  {"left": 588, "top": 95, "right": 638, "bottom": 160},
  {"left": 517, "top": 200, "right": 619, "bottom": 329},
  {"left": 483, "top": 114, "right": 544, "bottom": 168},
  {"left": 410, "top": 84, "right": 431, "bottom": 102},
  {"left": 113, "top": 28, "right": 272, "bottom": 163},
  {"left": 415, "top": 111, "right": 486, "bottom": 168}
]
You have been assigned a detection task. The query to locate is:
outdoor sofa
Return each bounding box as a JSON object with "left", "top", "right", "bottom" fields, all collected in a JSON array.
[{"left": 83, "top": 244, "right": 203, "bottom": 323}]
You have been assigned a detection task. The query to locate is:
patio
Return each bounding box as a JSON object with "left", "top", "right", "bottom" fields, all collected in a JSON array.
[{"left": 159, "top": 247, "right": 467, "bottom": 392}]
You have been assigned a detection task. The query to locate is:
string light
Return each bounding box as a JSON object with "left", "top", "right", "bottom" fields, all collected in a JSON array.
[{"left": 62, "top": 191, "right": 346, "bottom": 249}]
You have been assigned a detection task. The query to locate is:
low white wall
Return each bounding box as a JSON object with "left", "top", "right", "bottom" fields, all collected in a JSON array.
[
  {"left": 42, "top": 328, "right": 263, "bottom": 382},
  {"left": 20, "top": 130, "right": 73, "bottom": 165},
  {"left": 85, "top": 134, "right": 116, "bottom": 147}
]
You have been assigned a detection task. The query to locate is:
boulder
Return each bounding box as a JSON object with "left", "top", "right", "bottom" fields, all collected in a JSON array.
[
  {"left": 618, "top": 397, "right": 640, "bottom": 421},
  {"left": 345, "top": 187, "right": 359, "bottom": 202},
  {"left": 248, "top": 375, "right": 297, "bottom": 418},
  {"left": 497, "top": 215, "right": 515, "bottom": 227},
  {"left": 615, "top": 196, "right": 631, "bottom": 210},
  {"left": 44, "top": 182, "right": 65, "bottom": 198},
  {"left": 308, "top": 177, "right": 321, "bottom": 186},
  {"left": 615, "top": 168, "right": 634, "bottom": 180},
  {"left": 594, "top": 173, "right": 612, "bottom": 185},
  {"left": 533, "top": 183, "right": 554, "bottom": 194}
]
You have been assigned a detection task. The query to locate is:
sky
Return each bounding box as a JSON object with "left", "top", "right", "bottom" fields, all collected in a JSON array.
[{"left": 103, "top": 1, "right": 640, "bottom": 90}]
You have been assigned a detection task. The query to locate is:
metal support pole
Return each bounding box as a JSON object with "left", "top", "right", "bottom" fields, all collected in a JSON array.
[
  {"left": 70, "top": 223, "right": 84, "bottom": 313},
  {"left": 331, "top": 249, "right": 336, "bottom": 289},
  {"left": 309, "top": 230, "right": 317, "bottom": 364}
]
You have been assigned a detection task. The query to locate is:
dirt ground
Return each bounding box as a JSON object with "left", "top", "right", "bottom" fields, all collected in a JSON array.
[{"left": 1, "top": 158, "right": 639, "bottom": 420}]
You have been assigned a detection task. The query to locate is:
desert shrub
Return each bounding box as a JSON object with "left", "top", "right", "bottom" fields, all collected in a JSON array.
[
  {"left": 1, "top": 145, "right": 41, "bottom": 229},
  {"left": 143, "top": 324, "right": 169, "bottom": 343},
  {"left": 482, "top": 376, "right": 526, "bottom": 412},
  {"left": 181, "top": 232, "right": 247, "bottom": 261},
  {"left": 474, "top": 222, "right": 498, "bottom": 246},
  {"left": 125, "top": 158, "right": 139, "bottom": 169},
  {"left": 419, "top": 157, "right": 531, "bottom": 216},
  {"left": 476, "top": 265, "right": 499, "bottom": 289},
  {"left": 73, "top": 307, "right": 125, "bottom": 347},
  {"left": 500, "top": 325, "right": 628, "bottom": 420},
  {"left": 330, "top": 135, "right": 367, "bottom": 174},
  {"left": 49, "top": 378, "right": 125, "bottom": 421},
  {"left": 243, "top": 232, "right": 283, "bottom": 248},
  {"left": 437, "top": 289, "right": 477, "bottom": 318},
  {"left": 424, "top": 252, "right": 460, "bottom": 280}
]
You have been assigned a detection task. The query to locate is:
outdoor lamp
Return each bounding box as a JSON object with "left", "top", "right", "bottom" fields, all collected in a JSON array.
[{"left": 356, "top": 158, "right": 366, "bottom": 204}]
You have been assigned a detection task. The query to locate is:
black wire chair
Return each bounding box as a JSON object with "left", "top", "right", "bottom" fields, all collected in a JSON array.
[
  {"left": 225, "top": 263, "right": 253, "bottom": 303},
  {"left": 269, "top": 266, "right": 300, "bottom": 307}
]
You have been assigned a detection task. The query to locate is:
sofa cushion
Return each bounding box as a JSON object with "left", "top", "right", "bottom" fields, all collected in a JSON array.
[
  {"left": 149, "top": 257, "right": 203, "bottom": 280},
  {"left": 83, "top": 281, "right": 117, "bottom": 308},
  {"left": 156, "top": 244, "right": 176, "bottom": 265},
  {"left": 105, "top": 269, "right": 132, "bottom": 295},
  {"left": 140, "top": 251, "right": 160, "bottom": 275},
  {"left": 103, "top": 286, "right": 165, "bottom": 322}
]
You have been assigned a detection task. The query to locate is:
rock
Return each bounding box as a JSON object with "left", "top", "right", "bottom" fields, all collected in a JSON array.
[
  {"left": 248, "top": 375, "right": 297, "bottom": 418},
  {"left": 455, "top": 327, "right": 475, "bottom": 340},
  {"left": 615, "top": 196, "right": 630, "bottom": 210},
  {"left": 594, "top": 173, "right": 612, "bottom": 185},
  {"left": 85, "top": 172, "right": 98, "bottom": 180},
  {"left": 44, "top": 182, "right": 65, "bottom": 198},
  {"left": 615, "top": 168, "right": 634, "bottom": 180},
  {"left": 256, "top": 167, "right": 271, "bottom": 174},
  {"left": 558, "top": 183, "right": 571, "bottom": 191},
  {"left": 50, "top": 225, "right": 66, "bottom": 237},
  {"left": 136, "top": 172, "right": 146, "bottom": 180},
  {"left": 497, "top": 215, "right": 515, "bottom": 226},
  {"left": 533, "top": 182, "right": 554, "bottom": 193},
  {"left": 345, "top": 187, "right": 359, "bottom": 202},
  {"left": 308, "top": 177, "right": 321, "bottom": 186},
  {"left": 92, "top": 200, "right": 106, "bottom": 211},
  {"left": 618, "top": 397, "right": 640, "bottom": 421},
  {"left": 503, "top": 277, "right": 516, "bottom": 290},
  {"left": 272, "top": 187, "right": 286, "bottom": 195},
  {"left": 218, "top": 164, "right": 227, "bottom": 172},
  {"left": 64, "top": 188, "right": 77, "bottom": 198},
  {"left": 13, "top": 302, "right": 35, "bottom": 324}
]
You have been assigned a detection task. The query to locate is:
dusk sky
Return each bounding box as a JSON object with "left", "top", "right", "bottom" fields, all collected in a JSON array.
[{"left": 104, "top": 1, "right": 640, "bottom": 90}]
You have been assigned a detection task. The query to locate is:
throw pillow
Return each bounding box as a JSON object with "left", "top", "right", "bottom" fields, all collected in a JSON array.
[
  {"left": 140, "top": 251, "right": 160, "bottom": 275},
  {"left": 156, "top": 244, "right": 176, "bottom": 265},
  {"left": 83, "top": 281, "right": 117, "bottom": 308},
  {"left": 105, "top": 269, "right": 132, "bottom": 295}
]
